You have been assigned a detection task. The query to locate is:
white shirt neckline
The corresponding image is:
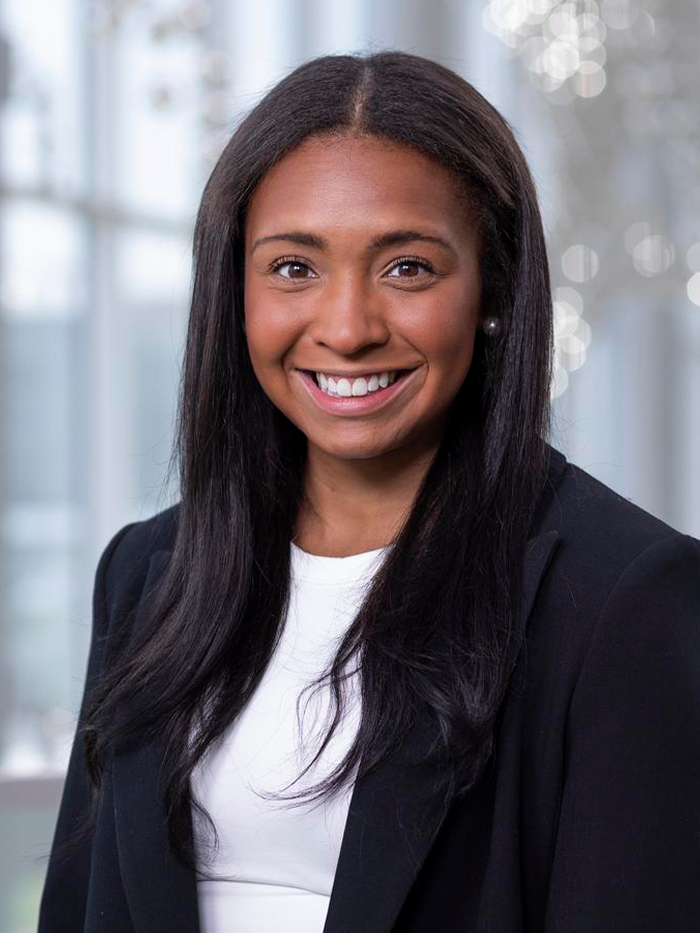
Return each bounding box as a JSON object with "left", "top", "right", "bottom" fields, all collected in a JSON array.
[{"left": 290, "top": 540, "right": 389, "bottom": 585}]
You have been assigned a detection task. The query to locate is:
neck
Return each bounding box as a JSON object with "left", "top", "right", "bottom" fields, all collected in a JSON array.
[{"left": 295, "top": 427, "right": 445, "bottom": 557}]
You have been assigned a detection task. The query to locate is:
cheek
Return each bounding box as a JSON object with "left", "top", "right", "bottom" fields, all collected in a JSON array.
[
  {"left": 406, "top": 295, "right": 478, "bottom": 380},
  {"left": 439, "top": 319, "right": 478, "bottom": 376},
  {"left": 244, "top": 297, "right": 299, "bottom": 368},
  {"left": 244, "top": 271, "right": 288, "bottom": 359}
]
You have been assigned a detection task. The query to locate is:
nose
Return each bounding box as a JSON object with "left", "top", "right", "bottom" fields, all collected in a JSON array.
[{"left": 308, "top": 274, "right": 390, "bottom": 355}]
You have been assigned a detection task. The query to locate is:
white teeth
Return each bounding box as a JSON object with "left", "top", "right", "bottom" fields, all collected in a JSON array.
[{"left": 314, "top": 370, "right": 400, "bottom": 397}]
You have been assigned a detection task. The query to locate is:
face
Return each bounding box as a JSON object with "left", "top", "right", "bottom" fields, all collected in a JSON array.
[{"left": 244, "top": 133, "right": 486, "bottom": 467}]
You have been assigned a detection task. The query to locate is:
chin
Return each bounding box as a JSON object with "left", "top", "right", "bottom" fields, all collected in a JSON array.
[{"left": 309, "top": 434, "right": 409, "bottom": 461}]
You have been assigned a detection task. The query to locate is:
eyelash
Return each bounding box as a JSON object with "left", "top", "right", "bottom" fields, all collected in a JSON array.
[{"left": 266, "top": 254, "right": 437, "bottom": 279}]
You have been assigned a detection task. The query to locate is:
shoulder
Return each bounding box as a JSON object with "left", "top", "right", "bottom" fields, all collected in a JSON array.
[
  {"left": 545, "top": 448, "right": 685, "bottom": 557},
  {"left": 541, "top": 448, "right": 697, "bottom": 599},
  {"left": 538, "top": 484, "right": 700, "bottom": 923},
  {"left": 99, "top": 502, "right": 180, "bottom": 608},
  {"left": 561, "top": 531, "right": 700, "bottom": 827},
  {"left": 533, "top": 447, "right": 699, "bottom": 690},
  {"left": 572, "top": 530, "right": 700, "bottom": 700},
  {"left": 80, "top": 502, "right": 182, "bottom": 681}
]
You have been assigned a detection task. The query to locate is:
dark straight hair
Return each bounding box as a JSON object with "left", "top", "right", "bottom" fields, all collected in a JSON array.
[{"left": 82, "top": 49, "right": 554, "bottom": 874}]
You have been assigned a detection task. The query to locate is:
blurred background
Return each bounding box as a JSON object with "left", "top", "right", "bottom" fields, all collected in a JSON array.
[{"left": 1, "top": 0, "right": 698, "bottom": 928}]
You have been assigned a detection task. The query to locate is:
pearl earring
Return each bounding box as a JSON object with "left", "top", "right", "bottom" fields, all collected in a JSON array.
[{"left": 483, "top": 316, "right": 501, "bottom": 337}]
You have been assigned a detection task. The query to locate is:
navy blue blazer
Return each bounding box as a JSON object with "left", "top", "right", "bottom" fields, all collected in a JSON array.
[{"left": 38, "top": 444, "right": 700, "bottom": 932}]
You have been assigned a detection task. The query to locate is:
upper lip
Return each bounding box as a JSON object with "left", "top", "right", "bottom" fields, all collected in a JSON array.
[{"left": 297, "top": 366, "right": 418, "bottom": 378}]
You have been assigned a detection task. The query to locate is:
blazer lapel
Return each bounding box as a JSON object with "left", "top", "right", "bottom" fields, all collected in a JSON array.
[
  {"left": 321, "top": 528, "right": 560, "bottom": 933},
  {"left": 112, "top": 492, "right": 562, "bottom": 933},
  {"left": 112, "top": 550, "right": 201, "bottom": 933}
]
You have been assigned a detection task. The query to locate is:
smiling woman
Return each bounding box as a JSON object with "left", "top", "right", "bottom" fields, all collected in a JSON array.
[
  {"left": 243, "top": 134, "right": 485, "bottom": 555},
  {"left": 38, "top": 50, "right": 700, "bottom": 933}
]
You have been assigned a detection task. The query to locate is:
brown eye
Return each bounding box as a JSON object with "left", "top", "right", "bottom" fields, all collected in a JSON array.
[
  {"left": 271, "top": 258, "right": 315, "bottom": 279},
  {"left": 386, "top": 257, "right": 435, "bottom": 279}
]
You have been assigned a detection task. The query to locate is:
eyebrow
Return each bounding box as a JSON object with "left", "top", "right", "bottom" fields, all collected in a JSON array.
[{"left": 250, "top": 229, "right": 458, "bottom": 258}]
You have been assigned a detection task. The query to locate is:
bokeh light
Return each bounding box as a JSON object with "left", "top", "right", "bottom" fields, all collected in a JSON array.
[
  {"left": 551, "top": 285, "right": 591, "bottom": 398},
  {"left": 687, "top": 273, "right": 700, "bottom": 307},
  {"left": 561, "top": 244, "right": 600, "bottom": 282},
  {"left": 632, "top": 234, "right": 675, "bottom": 276},
  {"left": 686, "top": 242, "right": 700, "bottom": 273},
  {"left": 482, "top": 0, "right": 626, "bottom": 98}
]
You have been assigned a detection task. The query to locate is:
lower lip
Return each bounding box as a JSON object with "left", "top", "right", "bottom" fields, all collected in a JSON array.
[{"left": 295, "top": 369, "right": 420, "bottom": 415}]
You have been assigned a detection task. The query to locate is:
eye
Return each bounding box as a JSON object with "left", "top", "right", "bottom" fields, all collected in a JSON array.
[
  {"left": 385, "top": 256, "right": 436, "bottom": 280},
  {"left": 268, "top": 256, "right": 316, "bottom": 280}
]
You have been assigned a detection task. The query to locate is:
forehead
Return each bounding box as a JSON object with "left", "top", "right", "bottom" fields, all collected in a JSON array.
[{"left": 244, "top": 134, "right": 475, "bottom": 247}]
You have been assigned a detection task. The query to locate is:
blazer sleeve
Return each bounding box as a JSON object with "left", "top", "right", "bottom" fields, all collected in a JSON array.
[
  {"left": 544, "top": 532, "right": 700, "bottom": 932},
  {"left": 38, "top": 521, "right": 138, "bottom": 933}
]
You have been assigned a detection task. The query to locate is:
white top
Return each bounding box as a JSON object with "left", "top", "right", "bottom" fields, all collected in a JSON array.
[{"left": 191, "top": 540, "right": 389, "bottom": 933}]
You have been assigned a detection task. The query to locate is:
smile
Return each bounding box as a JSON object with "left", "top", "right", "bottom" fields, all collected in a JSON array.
[
  {"left": 313, "top": 369, "right": 407, "bottom": 397},
  {"left": 295, "top": 367, "right": 420, "bottom": 415}
]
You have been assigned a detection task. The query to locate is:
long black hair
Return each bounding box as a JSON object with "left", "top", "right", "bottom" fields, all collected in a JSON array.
[{"left": 82, "top": 49, "right": 554, "bottom": 874}]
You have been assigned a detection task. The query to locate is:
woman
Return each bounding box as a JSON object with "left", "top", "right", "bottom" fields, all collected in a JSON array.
[{"left": 38, "top": 50, "right": 700, "bottom": 933}]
